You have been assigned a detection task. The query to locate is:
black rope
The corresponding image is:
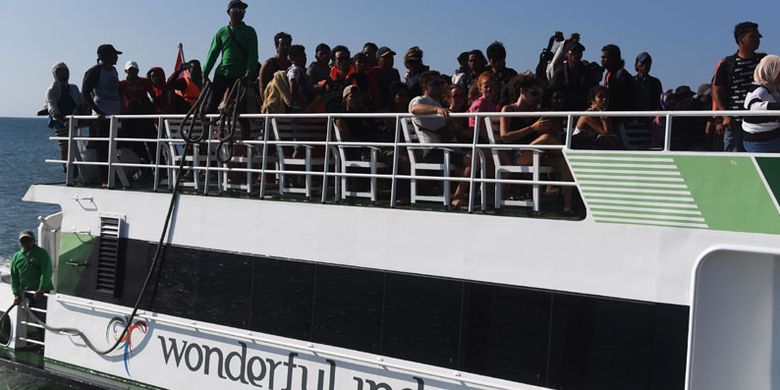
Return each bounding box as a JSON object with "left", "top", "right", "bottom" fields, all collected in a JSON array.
[
  {"left": 5, "top": 85, "right": 212, "bottom": 356},
  {"left": 216, "top": 79, "right": 246, "bottom": 163},
  {"left": 180, "top": 80, "right": 212, "bottom": 144},
  {"left": 0, "top": 302, "right": 18, "bottom": 342}
]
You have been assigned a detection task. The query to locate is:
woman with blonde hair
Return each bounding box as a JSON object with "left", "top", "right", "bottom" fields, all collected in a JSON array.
[{"left": 743, "top": 54, "right": 780, "bottom": 152}]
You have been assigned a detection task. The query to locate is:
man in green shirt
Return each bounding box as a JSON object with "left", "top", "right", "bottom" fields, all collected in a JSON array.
[
  {"left": 11, "top": 231, "right": 53, "bottom": 305},
  {"left": 203, "top": 0, "right": 259, "bottom": 114}
]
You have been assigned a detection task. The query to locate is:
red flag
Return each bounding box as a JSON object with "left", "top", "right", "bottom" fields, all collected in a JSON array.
[{"left": 174, "top": 43, "right": 185, "bottom": 77}]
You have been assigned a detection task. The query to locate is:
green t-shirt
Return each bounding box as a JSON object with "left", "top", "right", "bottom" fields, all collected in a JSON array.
[
  {"left": 203, "top": 22, "right": 259, "bottom": 79},
  {"left": 10, "top": 246, "right": 53, "bottom": 296}
]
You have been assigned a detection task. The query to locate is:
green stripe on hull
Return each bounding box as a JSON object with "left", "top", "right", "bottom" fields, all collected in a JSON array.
[
  {"left": 674, "top": 156, "right": 780, "bottom": 234},
  {"left": 567, "top": 151, "right": 780, "bottom": 234}
]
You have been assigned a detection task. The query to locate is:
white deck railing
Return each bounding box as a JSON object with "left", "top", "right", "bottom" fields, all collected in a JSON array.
[{"left": 44, "top": 110, "right": 779, "bottom": 214}]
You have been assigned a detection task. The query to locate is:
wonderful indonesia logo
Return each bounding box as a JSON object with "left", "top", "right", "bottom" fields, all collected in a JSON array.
[{"left": 105, "top": 316, "right": 149, "bottom": 376}]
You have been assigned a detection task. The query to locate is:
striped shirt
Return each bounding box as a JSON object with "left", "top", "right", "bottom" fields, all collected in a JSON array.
[
  {"left": 714, "top": 53, "right": 766, "bottom": 111},
  {"left": 743, "top": 85, "right": 780, "bottom": 134}
]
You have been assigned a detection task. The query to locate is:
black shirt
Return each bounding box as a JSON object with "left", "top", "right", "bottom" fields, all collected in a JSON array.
[
  {"left": 714, "top": 52, "right": 767, "bottom": 111},
  {"left": 605, "top": 68, "right": 636, "bottom": 111},
  {"left": 634, "top": 74, "right": 663, "bottom": 111}
]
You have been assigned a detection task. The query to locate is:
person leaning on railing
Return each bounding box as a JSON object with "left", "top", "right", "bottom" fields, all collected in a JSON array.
[{"left": 741, "top": 55, "right": 780, "bottom": 153}]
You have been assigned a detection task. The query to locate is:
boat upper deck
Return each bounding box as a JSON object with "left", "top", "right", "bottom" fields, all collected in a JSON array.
[{"left": 39, "top": 109, "right": 780, "bottom": 227}]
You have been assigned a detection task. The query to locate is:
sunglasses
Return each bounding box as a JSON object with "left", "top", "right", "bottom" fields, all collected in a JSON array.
[{"left": 230, "top": 7, "right": 246, "bottom": 13}]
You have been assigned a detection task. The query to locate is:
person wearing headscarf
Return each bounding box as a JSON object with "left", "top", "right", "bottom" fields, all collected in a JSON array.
[
  {"left": 43, "top": 62, "right": 82, "bottom": 163},
  {"left": 742, "top": 55, "right": 780, "bottom": 152}
]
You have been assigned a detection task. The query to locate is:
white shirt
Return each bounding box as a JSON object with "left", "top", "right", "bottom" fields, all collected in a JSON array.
[{"left": 408, "top": 95, "right": 446, "bottom": 144}]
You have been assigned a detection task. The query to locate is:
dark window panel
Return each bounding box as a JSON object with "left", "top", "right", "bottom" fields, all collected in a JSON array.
[
  {"left": 251, "top": 258, "right": 315, "bottom": 340},
  {"left": 650, "top": 304, "right": 688, "bottom": 390},
  {"left": 460, "top": 283, "right": 551, "bottom": 386},
  {"left": 140, "top": 244, "right": 199, "bottom": 319},
  {"left": 549, "top": 294, "right": 656, "bottom": 390},
  {"left": 312, "top": 266, "right": 384, "bottom": 353},
  {"left": 382, "top": 274, "right": 462, "bottom": 368},
  {"left": 194, "top": 254, "right": 253, "bottom": 329}
]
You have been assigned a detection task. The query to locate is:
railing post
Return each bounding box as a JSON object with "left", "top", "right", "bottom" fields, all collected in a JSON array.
[
  {"left": 107, "top": 116, "right": 117, "bottom": 188},
  {"left": 390, "top": 115, "right": 400, "bottom": 208},
  {"left": 246, "top": 139, "right": 253, "bottom": 194},
  {"left": 321, "top": 116, "right": 333, "bottom": 203},
  {"left": 65, "top": 116, "right": 75, "bottom": 186},
  {"left": 153, "top": 116, "right": 163, "bottom": 192},
  {"left": 564, "top": 114, "right": 573, "bottom": 150},
  {"left": 663, "top": 114, "right": 672, "bottom": 152},
  {"left": 259, "top": 117, "right": 270, "bottom": 199},
  {"left": 467, "top": 116, "right": 481, "bottom": 213}
]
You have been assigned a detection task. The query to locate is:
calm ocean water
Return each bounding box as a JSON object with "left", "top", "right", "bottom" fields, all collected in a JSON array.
[
  {"left": 0, "top": 118, "right": 93, "bottom": 387},
  {"left": 0, "top": 118, "right": 62, "bottom": 260}
]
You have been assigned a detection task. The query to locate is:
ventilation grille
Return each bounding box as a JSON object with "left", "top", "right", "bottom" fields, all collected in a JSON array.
[{"left": 96, "top": 216, "right": 122, "bottom": 296}]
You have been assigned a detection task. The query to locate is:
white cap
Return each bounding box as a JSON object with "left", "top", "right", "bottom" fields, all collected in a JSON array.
[{"left": 124, "top": 61, "right": 139, "bottom": 71}]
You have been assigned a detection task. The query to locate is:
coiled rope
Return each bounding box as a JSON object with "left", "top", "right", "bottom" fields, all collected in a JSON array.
[{"left": 215, "top": 79, "right": 246, "bottom": 163}]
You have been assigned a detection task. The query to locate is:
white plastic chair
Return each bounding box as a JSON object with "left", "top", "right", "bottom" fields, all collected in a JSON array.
[
  {"left": 162, "top": 118, "right": 209, "bottom": 190},
  {"left": 271, "top": 118, "right": 338, "bottom": 199},
  {"left": 400, "top": 118, "right": 455, "bottom": 207},
  {"left": 332, "top": 122, "right": 387, "bottom": 203},
  {"left": 484, "top": 118, "right": 555, "bottom": 212}
]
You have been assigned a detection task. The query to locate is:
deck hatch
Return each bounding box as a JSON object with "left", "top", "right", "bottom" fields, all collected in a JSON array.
[{"left": 96, "top": 215, "right": 123, "bottom": 296}]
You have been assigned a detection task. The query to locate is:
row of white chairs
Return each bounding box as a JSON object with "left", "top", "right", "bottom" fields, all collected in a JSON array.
[{"left": 153, "top": 117, "right": 555, "bottom": 211}]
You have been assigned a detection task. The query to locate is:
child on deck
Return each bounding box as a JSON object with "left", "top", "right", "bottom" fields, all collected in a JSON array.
[{"left": 451, "top": 73, "right": 500, "bottom": 209}]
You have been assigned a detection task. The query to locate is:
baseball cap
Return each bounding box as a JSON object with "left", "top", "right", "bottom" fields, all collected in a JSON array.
[
  {"left": 18, "top": 231, "right": 34, "bottom": 241},
  {"left": 124, "top": 61, "right": 139, "bottom": 71},
  {"left": 377, "top": 46, "right": 396, "bottom": 58},
  {"left": 97, "top": 44, "right": 122, "bottom": 56},
  {"left": 636, "top": 52, "right": 652, "bottom": 65},
  {"left": 343, "top": 85, "right": 361, "bottom": 99},
  {"left": 227, "top": 0, "right": 248, "bottom": 10}
]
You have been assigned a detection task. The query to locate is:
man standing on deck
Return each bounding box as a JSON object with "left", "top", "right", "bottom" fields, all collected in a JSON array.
[
  {"left": 712, "top": 21, "right": 766, "bottom": 152},
  {"left": 82, "top": 44, "right": 123, "bottom": 183},
  {"left": 202, "top": 0, "right": 259, "bottom": 114},
  {"left": 11, "top": 231, "right": 53, "bottom": 306}
]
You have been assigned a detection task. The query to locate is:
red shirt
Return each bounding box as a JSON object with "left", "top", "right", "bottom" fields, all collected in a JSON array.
[{"left": 119, "top": 78, "right": 154, "bottom": 114}]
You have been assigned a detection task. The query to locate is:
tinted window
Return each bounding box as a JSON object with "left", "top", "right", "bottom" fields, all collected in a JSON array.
[
  {"left": 461, "top": 284, "right": 552, "bottom": 386},
  {"left": 312, "top": 266, "right": 384, "bottom": 352},
  {"left": 194, "top": 254, "right": 253, "bottom": 329},
  {"left": 382, "top": 274, "right": 462, "bottom": 368},
  {"left": 142, "top": 245, "right": 198, "bottom": 319},
  {"left": 251, "top": 258, "right": 315, "bottom": 340}
]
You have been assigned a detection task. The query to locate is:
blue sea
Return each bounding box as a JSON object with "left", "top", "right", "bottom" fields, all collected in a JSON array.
[
  {"left": 0, "top": 118, "right": 93, "bottom": 387},
  {"left": 0, "top": 118, "right": 63, "bottom": 260}
]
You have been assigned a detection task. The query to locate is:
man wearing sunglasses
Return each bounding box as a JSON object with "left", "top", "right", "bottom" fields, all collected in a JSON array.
[
  {"left": 203, "top": 0, "right": 259, "bottom": 114},
  {"left": 10, "top": 231, "right": 52, "bottom": 306}
]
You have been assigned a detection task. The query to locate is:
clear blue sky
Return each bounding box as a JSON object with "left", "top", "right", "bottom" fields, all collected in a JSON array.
[{"left": 0, "top": 0, "right": 778, "bottom": 117}]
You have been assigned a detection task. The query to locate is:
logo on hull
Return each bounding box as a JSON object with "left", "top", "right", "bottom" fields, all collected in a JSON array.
[{"left": 106, "top": 316, "right": 149, "bottom": 376}]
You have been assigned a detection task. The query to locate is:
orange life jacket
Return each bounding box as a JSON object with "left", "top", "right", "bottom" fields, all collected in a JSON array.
[{"left": 176, "top": 75, "right": 202, "bottom": 106}]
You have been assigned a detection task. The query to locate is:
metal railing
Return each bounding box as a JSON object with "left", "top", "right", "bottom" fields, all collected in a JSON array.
[{"left": 45, "top": 110, "right": 780, "bottom": 214}]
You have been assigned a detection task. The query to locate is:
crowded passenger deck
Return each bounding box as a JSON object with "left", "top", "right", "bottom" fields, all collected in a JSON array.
[
  {"left": 38, "top": 8, "right": 780, "bottom": 219},
  {"left": 39, "top": 109, "right": 780, "bottom": 220}
]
